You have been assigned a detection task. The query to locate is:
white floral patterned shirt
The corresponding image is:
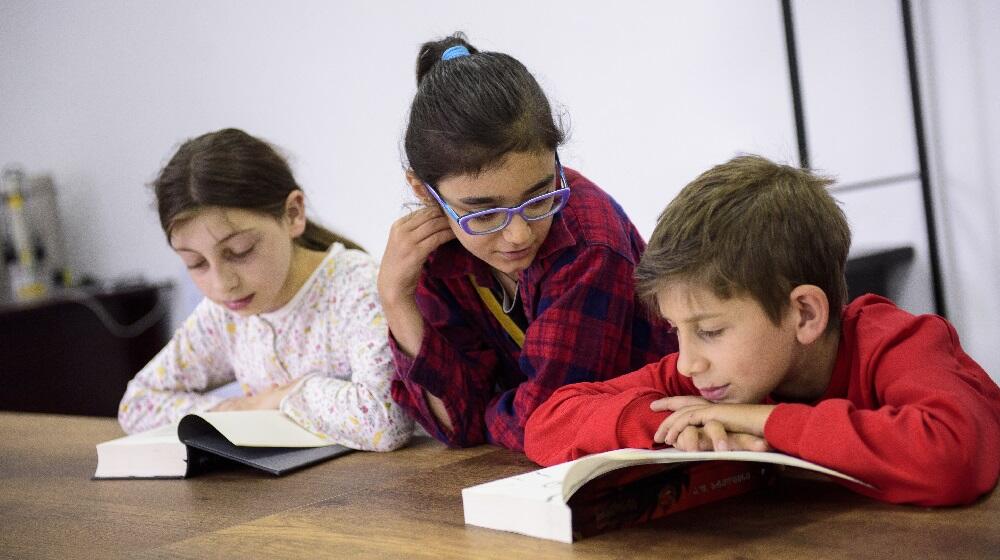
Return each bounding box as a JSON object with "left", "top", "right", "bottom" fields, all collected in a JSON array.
[{"left": 118, "top": 243, "right": 413, "bottom": 451}]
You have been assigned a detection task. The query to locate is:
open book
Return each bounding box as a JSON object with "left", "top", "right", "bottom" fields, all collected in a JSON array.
[
  {"left": 462, "top": 448, "right": 868, "bottom": 543},
  {"left": 94, "top": 410, "right": 353, "bottom": 479}
]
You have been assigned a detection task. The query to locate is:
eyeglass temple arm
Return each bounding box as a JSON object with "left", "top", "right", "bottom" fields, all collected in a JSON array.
[{"left": 423, "top": 182, "right": 461, "bottom": 221}]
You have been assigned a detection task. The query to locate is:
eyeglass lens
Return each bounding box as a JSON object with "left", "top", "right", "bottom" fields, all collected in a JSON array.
[{"left": 463, "top": 191, "right": 564, "bottom": 233}]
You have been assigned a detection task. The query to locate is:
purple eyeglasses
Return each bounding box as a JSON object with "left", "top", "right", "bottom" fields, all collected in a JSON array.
[{"left": 423, "top": 153, "right": 571, "bottom": 235}]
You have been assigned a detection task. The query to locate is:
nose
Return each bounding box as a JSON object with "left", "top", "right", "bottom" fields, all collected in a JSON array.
[
  {"left": 211, "top": 263, "right": 240, "bottom": 295},
  {"left": 503, "top": 213, "right": 532, "bottom": 245},
  {"left": 675, "top": 341, "right": 707, "bottom": 379}
]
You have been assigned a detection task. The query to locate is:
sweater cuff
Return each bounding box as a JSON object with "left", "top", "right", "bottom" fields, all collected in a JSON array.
[
  {"left": 616, "top": 393, "right": 668, "bottom": 449},
  {"left": 763, "top": 402, "right": 812, "bottom": 454}
]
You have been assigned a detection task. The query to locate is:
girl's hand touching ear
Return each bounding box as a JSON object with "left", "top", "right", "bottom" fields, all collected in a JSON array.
[
  {"left": 378, "top": 207, "right": 455, "bottom": 308},
  {"left": 377, "top": 206, "right": 456, "bottom": 358}
]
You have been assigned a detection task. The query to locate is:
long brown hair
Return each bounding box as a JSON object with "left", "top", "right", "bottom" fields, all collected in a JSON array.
[{"left": 153, "top": 128, "right": 363, "bottom": 252}]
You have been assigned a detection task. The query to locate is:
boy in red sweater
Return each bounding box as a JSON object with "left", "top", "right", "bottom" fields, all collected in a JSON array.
[{"left": 524, "top": 155, "right": 1000, "bottom": 506}]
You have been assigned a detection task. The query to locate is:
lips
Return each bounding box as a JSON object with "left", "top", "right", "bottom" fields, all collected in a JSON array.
[
  {"left": 499, "top": 246, "right": 533, "bottom": 261},
  {"left": 224, "top": 294, "right": 254, "bottom": 311},
  {"left": 698, "top": 384, "right": 730, "bottom": 402}
]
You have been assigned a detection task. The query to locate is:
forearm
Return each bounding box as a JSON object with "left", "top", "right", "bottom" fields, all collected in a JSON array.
[
  {"left": 424, "top": 391, "right": 454, "bottom": 432},
  {"left": 118, "top": 380, "right": 222, "bottom": 434},
  {"left": 281, "top": 375, "right": 414, "bottom": 451},
  {"left": 119, "top": 300, "right": 232, "bottom": 433},
  {"left": 389, "top": 317, "right": 498, "bottom": 447},
  {"left": 766, "top": 400, "right": 1000, "bottom": 505},
  {"left": 382, "top": 294, "right": 425, "bottom": 359},
  {"left": 525, "top": 382, "right": 666, "bottom": 465}
]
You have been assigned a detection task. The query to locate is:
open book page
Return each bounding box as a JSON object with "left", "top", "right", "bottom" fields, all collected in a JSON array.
[
  {"left": 562, "top": 448, "right": 869, "bottom": 501},
  {"left": 191, "top": 410, "right": 332, "bottom": 447}
]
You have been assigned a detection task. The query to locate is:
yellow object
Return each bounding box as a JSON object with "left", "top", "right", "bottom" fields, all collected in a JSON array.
[{"left": 468, "top": 274, "right": 525, "bottom": 348}]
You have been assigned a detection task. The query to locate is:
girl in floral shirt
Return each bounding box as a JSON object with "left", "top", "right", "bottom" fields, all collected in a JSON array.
[{"left": 118, "top": 128, "right": 412, "bottom": 451}]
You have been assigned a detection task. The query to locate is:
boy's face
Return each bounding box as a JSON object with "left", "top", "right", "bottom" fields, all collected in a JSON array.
[{"left": 657, "top": 282, "right": 801, "bottom": 404}]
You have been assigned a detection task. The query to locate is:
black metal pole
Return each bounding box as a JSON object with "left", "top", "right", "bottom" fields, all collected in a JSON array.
[
  {"left": 900, "top": 0, "right": 947, "bottom": 316},
  {"left": 781, "top": 0, "right": 810, "bottom": 169}
]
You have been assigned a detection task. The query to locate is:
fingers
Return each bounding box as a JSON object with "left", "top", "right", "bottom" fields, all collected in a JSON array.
[
  {"left": 653, "top": 403, "right": 772, "bottom": 452},
  {"left": 389, "top": 209, "right": 455, "bottom": 257},
  {"left": 650, "top": 395, "right": 712, "bottom": 412},
  {"left": 662, "top": 407, "right": 705, "bottom": 446},
  {"left": 674, "top": 426, "right": 710, "bottom": 451},
  {"left": 395, "top": 206, "right": 447, "bottom": 232},
  {"left": 380, "top": 208, "right": 456, "bottom": 303},
  {"left": 728, "top": 432, "right": 771, "bottom": 452},
  {"left": 653, "top": 416, "right": 672, "bottom": 444},
  {"left": 702, "top": 420, "right": 729, "bottom": 451}
]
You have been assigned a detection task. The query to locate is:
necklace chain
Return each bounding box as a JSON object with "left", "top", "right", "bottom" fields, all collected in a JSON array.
[
  {"left": 501, "top": 281, "right": 519, "bottom": 313},
  {"left": 494, "top": 272, "right": 520, "bottom": 314}
]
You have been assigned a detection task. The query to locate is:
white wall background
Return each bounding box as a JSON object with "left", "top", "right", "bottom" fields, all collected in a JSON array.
[
  {"left": 916, "top": 0, "right": 1000, "bottom": 379},
  {"left": 0, "top": 0, "right": 996, "bottom": 378}
]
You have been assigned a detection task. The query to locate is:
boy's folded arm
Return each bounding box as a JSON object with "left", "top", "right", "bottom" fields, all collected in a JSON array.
[
  {"left": 766, "top": 397, "right": 998, "bottom": 506},
  {"left": 524, "top": 358, "right": 682, "bottom": 466},
  {"left": 764, "top": 317, "right": 1000, "bottom": 506},
  {"left": 525, "top": 384, "right": 667, "bottom": 466}
]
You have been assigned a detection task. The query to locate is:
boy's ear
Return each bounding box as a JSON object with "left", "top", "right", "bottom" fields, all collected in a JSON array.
[
  {"left": 283, "top": 190, "right": 307, "bottom": 237},
  {"left": 405, "top": 169, "right": 433, "bottom": 204},
  {"left": 788, "top": 284, "right": 829, "bottom": 345}
]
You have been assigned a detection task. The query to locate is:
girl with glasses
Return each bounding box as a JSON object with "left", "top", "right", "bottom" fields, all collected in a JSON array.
[
  {"left": 378, "top": 33, "right": 678, "bottom": 451},
  {"left": 118, "top": 128, "right": 413, "bottom": 451}
]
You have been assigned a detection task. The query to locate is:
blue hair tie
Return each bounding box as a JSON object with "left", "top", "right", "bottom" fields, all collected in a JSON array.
[{"left": 441, "top": 45, "right": 470, "bottom": 61}]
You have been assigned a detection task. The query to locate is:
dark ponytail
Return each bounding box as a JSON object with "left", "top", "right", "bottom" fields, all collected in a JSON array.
[
  {"left": 404, "top": 32, "right": 565, "bottom": 186},
  {"left": 153, "top": 128, "right": 363, "bottom": 252}
]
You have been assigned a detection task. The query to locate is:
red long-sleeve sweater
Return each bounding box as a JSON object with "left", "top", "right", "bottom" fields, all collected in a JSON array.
[{"left": 524, "top": 295, "right": 1000, "bottom": 506}]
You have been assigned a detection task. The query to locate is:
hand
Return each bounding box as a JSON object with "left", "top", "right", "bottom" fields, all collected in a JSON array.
[
  {"left": 377, "top": 206, "right": 456, "bottom": 357},
  {"left": 377, "top": 207, "right": 455, "bottom": 308},
  {"left": 651, "top": 397, "right": 775, "bottom": 452},
  {"left": 210, "top": 383, "right": 295, "bottom": 411}
]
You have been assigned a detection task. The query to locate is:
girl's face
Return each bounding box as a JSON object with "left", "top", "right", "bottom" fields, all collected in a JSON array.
[
  {"left": 425, "top": 150, "right": 559, "bottom": 278},
  {"left": 169, "top": 193, "right": 307, "bottom": 316}
]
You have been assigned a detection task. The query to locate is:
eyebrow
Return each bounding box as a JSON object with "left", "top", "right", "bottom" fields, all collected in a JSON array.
[
  {"left": 668, "top": 312, "right": 723, "bottom": 325},
  {"left": 171, "top": 229, "right": 253, "bottom": 252},
  {"left": 457, "top": 174, "right": 555, "bottom": 207}
]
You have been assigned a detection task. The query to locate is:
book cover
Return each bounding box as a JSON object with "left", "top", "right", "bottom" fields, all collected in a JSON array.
[
  {"left": 93, "top": 410, "right": 353, "bottom": 479},
  {"left": 462, "top": 448, "right": 867, "bottom": 543}
]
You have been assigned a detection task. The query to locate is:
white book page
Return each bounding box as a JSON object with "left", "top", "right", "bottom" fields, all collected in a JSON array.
[{"left": 192, "top": 410, "right": 332, "bottom": 447}]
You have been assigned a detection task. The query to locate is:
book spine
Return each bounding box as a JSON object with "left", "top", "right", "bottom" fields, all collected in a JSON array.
[{"left": 570, "top": 461, "right": 774, "bottom": 540}]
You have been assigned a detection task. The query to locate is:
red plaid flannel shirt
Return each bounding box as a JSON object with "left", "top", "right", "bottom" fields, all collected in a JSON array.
[{"left": 389, "top": 169, "right": 677, "bottom": 450}]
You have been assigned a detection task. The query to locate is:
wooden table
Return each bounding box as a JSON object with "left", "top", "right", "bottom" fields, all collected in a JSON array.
[{"left": 1, "top": 413, "right": 997, "bottom": 559}]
